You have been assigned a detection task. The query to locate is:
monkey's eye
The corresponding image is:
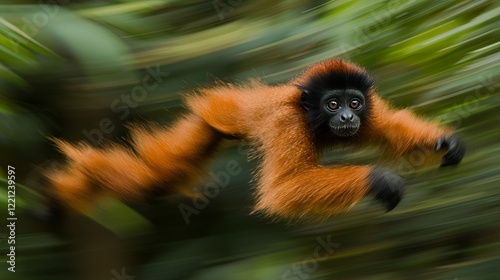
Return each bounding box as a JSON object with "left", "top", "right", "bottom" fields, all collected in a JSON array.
[
  {"left": 349, "top": 99, "right": 362, "bottom": 110},
  {"left": 327, "top": 100, "right": 340, "bottom": 111}
]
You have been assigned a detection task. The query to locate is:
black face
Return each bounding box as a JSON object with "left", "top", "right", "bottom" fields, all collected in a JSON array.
[
  {"left": 297, "top": 64, "right": 374, "bottom": 146},
  {"left": 320, "top": 89, "right": 365, "bottom": 137}
]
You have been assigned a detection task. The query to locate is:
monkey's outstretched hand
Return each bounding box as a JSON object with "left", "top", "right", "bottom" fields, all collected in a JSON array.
[{"left": 436, "top": 134, "right": 466, "bottom": 167}]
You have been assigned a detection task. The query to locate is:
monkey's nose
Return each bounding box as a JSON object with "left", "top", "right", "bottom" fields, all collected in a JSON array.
[{"left": 340, "top": 113, "right": 354, "bottom": 122}]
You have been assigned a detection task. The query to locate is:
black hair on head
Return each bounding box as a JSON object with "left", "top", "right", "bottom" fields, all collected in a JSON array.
[
  {"left": 296, "top": 59, "right": 375, "bottom": 95},
  {"left": 295, "top": 59, "right": 375, "bottom": 147}
]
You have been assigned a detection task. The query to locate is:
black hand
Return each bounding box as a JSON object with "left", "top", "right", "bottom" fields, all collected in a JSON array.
[
  {"left": 368, "top": 168, "right": 405, "bottom": 212},
  {"left": 436, "top": 134, "right": 465, "bottom": 167}
]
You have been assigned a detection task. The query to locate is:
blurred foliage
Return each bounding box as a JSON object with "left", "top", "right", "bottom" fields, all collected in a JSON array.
[{"left": 0, "top": 0, "right": 499, "bottom": 279}]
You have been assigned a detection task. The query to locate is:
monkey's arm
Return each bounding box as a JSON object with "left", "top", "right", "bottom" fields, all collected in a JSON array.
[
  {"left": 367, "top": 94, "right": 465, "bottom": 167},
  {"left": 47, "top": 114, "right": 223, "bottom": 212}
]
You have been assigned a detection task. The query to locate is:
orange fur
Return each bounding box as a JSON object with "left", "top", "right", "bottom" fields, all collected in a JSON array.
[
  {"left": 47, "top": 114, "right": 222, "bottom": 211},
  {"left": 366, "top": 94, "right": 451, "bottom": 157},
  {"left": 188, "top": 83, "right": 374, "bottom": 218},
  {"left": 46, "top": 59, "right": 455, "bottom": 218},
  {"left": 187, "top": 60, "right": 453, "bottom": 218}
]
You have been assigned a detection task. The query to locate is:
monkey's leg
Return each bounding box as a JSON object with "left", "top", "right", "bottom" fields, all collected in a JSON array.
[
  {"left": 46, "top": 145, "right": 158, "bottom": 212},
  {"left": 130, "top": 114, "right": 223, "bottom": 196},
  {"left": 47, "top": 114, "right": 224, "bottom": 212}
]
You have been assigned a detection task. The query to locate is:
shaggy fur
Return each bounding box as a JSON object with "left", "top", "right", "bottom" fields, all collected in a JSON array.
[{"left": 45, "top": 58, "right": 464, "bottom": 218}]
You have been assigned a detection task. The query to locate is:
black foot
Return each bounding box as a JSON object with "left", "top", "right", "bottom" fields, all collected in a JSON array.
[{"left": 436, "top": 134, "right": 466, "bottom": 167}]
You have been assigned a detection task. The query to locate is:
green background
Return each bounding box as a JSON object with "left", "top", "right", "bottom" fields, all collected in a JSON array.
[{"left": 0, "top": 0, "right": 499, "bottom": 279}]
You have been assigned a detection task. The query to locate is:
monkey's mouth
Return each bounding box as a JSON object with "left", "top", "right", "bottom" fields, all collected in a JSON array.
[{"left": 331, "top": 125, "right": 359, "bottom": 137}]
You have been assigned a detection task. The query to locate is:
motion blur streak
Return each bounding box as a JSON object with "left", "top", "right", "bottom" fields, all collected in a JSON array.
[{"left": 0, "top": 0, "right": 498, "bottom": 279}]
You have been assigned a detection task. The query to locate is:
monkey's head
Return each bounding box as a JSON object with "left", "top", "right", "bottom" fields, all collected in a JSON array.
[{"left": 296, "top": 59, "right": 374, "bottom": 144}]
